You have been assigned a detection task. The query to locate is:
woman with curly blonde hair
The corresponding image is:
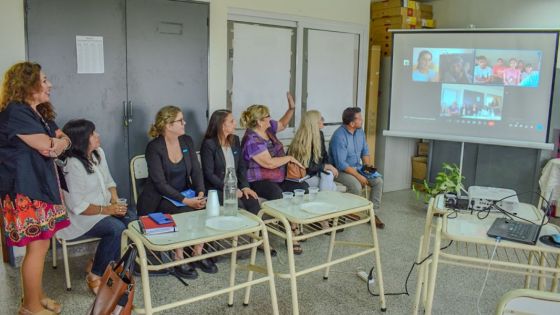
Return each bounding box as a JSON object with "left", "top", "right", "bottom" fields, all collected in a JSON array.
[{"left": 0, "top": 62, "right": 71, "bottom": 314}]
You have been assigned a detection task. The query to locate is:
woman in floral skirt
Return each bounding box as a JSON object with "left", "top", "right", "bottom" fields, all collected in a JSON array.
[{"left": 0, "top": 62, "right": 71, "bottom": 315}]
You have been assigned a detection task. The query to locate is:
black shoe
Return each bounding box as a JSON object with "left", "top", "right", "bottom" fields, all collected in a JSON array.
[
  {"left": 195, "top": 258, "right": 218, "bottom": 274},
  {"left": 174, "top": 264, "right": 198, "bottom": 279}
]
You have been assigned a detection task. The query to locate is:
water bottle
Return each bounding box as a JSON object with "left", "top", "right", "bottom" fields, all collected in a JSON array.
[{"left": 224, "top": 167, "right": 238, "bottom": 216}]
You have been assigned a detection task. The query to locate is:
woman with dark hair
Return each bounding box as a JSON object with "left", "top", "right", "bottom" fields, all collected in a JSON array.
[
  {"left": 0, "top": 62, "right": 70, "bottom": 315},
  {"left": 412, "top": 50, "right": 437, "bottom": 82},
  {"left": 137, "top": 105, "right": 217, "bottom": 278},
  {"left": 57, "top": 119, "right": 134, "bottom": 295},
  {"left": 200, "top": 109, "right": 260, "bottom": 214}
]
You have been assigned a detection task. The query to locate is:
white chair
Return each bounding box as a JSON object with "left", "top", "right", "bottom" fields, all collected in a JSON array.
[
  {"left": 495, "top": 289, "right": 560, "bottom": 315},
  {"left": 51, "top": 235, "right": 100, "bottom": 291},
  {"left": 130, "top": 154, "right": 149, "bottom": 204}
]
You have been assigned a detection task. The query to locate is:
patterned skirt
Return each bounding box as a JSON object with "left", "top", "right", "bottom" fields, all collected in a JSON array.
[{"left": 1, "top": 193, "right": 70, "bottom": 247}]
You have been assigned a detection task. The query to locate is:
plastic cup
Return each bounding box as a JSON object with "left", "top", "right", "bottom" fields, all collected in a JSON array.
[
  {"left": 308, "top": 187, "right": 319, "bottom": 201},
  {"left": 293, "top": 189, "right": 305, "bottom": 204},
  {"left": 282, "top": 192, "right": 294, "bottom": 205},
  {"left": 117, "top": 198, "right": 127, "bottom": 206}
]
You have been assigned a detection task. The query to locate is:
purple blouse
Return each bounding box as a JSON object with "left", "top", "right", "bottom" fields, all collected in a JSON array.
[{"left": 241, "top": 120, "right": 286, "bottom": 183}]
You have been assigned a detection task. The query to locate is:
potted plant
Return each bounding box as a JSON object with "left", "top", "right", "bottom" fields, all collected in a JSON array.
[{"left": 414, "top": 163, "right": 465, "bottom": 203}]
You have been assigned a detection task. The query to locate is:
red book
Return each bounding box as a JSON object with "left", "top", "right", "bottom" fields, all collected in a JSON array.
[{"left": 138, "top": 214, "right": 178, "bottom": 235}]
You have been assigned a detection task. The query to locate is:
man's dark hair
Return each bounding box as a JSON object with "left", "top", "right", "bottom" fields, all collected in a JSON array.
[{"left": 342, "top": 107, "right": 361, "bottom": 125}]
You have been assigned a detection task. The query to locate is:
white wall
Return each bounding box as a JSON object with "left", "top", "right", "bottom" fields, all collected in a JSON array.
[
  {"left": 432, "top": 0, "right": 560, "bottom": 29},
  {"left": 0, "top": 0, "right": 26, "bottom": 76}
]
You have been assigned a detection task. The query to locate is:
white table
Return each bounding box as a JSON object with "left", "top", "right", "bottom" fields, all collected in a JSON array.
[
  {"left": 413, "top": 195, "right": 560, "bottom": 315},
  {"left": 255, "top": 191, "right": 386, "bottom": 315},
  {"left": 122, "top": 209, "right": 278, "bottom": 315}
]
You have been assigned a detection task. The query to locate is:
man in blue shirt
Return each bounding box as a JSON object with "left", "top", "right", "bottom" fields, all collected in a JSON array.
[{"left": 329, "top": 107, "right": 384, "bottom": 228}]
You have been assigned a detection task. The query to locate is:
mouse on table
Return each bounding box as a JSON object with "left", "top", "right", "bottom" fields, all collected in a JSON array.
[{"left": 551, "top": 234, "right": 560, "bottom": 244}]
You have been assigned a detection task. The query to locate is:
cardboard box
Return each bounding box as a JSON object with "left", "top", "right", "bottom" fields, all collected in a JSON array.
[
  {"left": 420, "top": 3, "right": 433, "bottom": 12},
  {"left": 370, "top": 25, "right": 393, "bottom": 42},
  {"left": 412, "top": 156, "right": 428, "bottom": 181},
  {"left": 420, "top": 10, "right": 433, "bottom": 19},
  {"left": 371, "top": 15, "right": 418, "bottom": 27},
  {"left": 372, "top": 0, "right": 419, "bottom": 11},
  {"left": 376, "top": 40, "right": 393, "bottom": 57},
  {"left": 371, "top": 7, "right": 419, "bottom": 19},
  {"left": 421, "top": 18, "right": 437, "bottom": 28},
  {"left": 417, "top": 142, "right": 429, "bottom": 156},
  {"left": 381, "top": 47, "right": 392, "bottom": 57}
]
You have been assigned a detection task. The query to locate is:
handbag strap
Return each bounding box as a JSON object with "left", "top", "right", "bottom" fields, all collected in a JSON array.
[{"left": 113, "top": 245, "right": 138, "bottom": 278}]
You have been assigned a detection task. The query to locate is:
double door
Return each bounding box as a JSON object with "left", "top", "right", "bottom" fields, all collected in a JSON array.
[{"left": 26, "top": 0, "right": 209, "bottom": 203}]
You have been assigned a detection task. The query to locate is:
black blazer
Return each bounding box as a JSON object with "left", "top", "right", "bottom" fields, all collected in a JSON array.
[
  {"left": 307, "top": 131, "right": 330, "bottom": 176},
  {"left": 137, "top": 135, "right": 204, "bottom": 214},
  {"left": 200, "top": 135, "right": 249, "bottom": 191}
]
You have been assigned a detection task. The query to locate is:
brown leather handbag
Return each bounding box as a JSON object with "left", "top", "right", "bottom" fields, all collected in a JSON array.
[
  {"left": 286, "top": 161, "right": 306, "bottom": 180},
  {"left": 88, "top": 245, "right": 137, "bottom": 315}
]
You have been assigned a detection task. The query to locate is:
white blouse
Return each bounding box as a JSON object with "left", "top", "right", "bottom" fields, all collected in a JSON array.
[{"left": 56, "top": 148, "right": 116, "bottom": 240}]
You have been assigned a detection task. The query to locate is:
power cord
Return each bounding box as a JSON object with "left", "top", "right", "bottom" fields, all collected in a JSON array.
[
  {"left": 364, "top": 240, "right": 454, "bottom": 297},
  {"left": 476, "top": 237, "right": 500, "bottom": 315},
  {"left": 475, "top": 191, "right": 551, "bottom": 225}
]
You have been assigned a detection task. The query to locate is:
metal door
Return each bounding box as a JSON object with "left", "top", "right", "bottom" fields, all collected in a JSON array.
[
  {"left": 126, "top": 0, "right": 209, "bottom": 156},
  {"left": 26, "top": 0, "right": 130, "bottom": 197}
]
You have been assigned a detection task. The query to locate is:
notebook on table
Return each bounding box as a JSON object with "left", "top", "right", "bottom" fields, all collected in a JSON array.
[
  {"left": 138, "top": 213, "right": 178, "bottom": 235},
  {"left": 486, "top": 201, "right": 551, "bottom": 245}
]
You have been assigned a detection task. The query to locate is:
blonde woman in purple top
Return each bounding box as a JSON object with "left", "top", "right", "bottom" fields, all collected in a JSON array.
[{"left": 240, "top": 92, "right": 307, "bottom": 254}]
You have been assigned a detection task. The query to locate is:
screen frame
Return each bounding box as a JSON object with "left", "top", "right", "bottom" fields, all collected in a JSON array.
[{"left": 385, "top": 29, "right": 559, "bottom": 150}]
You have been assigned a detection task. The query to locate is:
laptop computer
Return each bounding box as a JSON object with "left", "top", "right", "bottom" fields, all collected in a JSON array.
[{"left": 486, "top": 199, "right": 551, "bottom": 245}]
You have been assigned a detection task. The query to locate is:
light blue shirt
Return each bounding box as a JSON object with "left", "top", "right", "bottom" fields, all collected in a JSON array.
[{"left": 329, "top": 125, "right": 369, "bottom": 171}]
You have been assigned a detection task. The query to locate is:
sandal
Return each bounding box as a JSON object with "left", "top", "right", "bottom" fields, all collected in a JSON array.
[
  {"left": 86, "top": 274, "right": 101, "bottom": 295},
  {"left": 292, "top": 226, "right": 307, "bottom": 242},
  {"left": 285, "top": 239, "right": 303, "bottom": 255},
  {"left": 40, "top": 298, "right": 62, "bottom": 314}
]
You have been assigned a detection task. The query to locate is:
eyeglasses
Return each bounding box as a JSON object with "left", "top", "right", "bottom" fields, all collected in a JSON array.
[
  {"left": 262, "top": 115, "right": 271, "bottom": 119},
  {"left": 171, "top": 119, "right": 186, "bottom": 125}
]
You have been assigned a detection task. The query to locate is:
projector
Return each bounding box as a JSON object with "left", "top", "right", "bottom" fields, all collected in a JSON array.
[{"left": 468, "top": 186, "right": 519, "bottom": 211}]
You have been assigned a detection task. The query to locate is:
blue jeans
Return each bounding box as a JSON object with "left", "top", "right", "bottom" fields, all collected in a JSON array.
[{"left": 77, "top": 211, "right": 136, "bottom": 276}]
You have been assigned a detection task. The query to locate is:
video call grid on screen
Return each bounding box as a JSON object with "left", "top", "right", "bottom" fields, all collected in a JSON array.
[{"left": 389, "top": 31, "right": 558, "bottom": 145}]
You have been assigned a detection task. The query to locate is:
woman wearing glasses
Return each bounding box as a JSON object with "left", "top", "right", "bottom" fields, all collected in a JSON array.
[{"left": 137, "top": 105, "right": 217, "bottom": 278}]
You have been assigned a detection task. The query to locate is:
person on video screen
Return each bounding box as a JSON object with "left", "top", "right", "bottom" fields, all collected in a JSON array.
[
  {"left": 442, "top": 56, "right": 471, "bottom": 84},
  {"left": 473, "top": 56, "right": 492, "bottom": 84},
  {"left": 412, "top": 50, "right": 438, "bottom": 82},
  {"left": 492, "top": 58, "right": 506, "bottom": 84},
  {"left": 503, "top": 58, "right": 521, "bottom": 86}
]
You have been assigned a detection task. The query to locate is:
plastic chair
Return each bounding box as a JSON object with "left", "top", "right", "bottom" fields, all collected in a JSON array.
[
  {"left": 130, "top": 154, "right": 149, "bottom": 204},
  {"left": 495, "top": 288, "right": 560, "bottom": 315},
  {"left": 51, "top": 235, "right": 100, "bottom": 290}
]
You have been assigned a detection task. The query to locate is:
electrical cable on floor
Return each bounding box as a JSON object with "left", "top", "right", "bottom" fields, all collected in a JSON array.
[
  {"left": 476, "top": 237, "right": 500, "bottom": 315},
  {"left": 365, "top": 240, "right": 454, "bottom": 297}
]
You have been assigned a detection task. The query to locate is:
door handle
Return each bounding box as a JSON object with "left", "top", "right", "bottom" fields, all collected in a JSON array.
[
  {"left": 127, "top": 100, "right": 133, "bottom": 123},
  {"left": 123, "top": 101, "right": 128, "bottom": 127}
]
